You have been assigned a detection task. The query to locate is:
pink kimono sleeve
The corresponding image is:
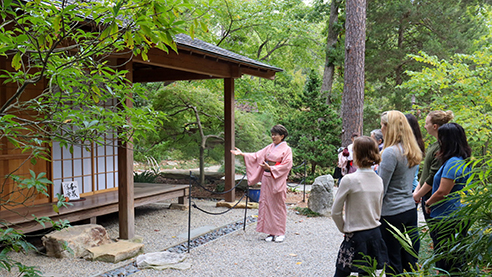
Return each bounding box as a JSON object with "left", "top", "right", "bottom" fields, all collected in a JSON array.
[
  {"left": 269, "top": 146, "right": 293, "bottom": 180},
  {"left": 242, "top": 144, "right": 271, "bottom": 186}
]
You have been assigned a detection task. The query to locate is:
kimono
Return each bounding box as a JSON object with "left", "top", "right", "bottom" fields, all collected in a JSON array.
[{"left": 243, "top": 141, "right": 293, "bottom": 236}]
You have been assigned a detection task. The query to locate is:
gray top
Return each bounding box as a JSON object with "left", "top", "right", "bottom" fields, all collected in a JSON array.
[{"left": 378, "top": 144, "right": 418, "bottom": 216}]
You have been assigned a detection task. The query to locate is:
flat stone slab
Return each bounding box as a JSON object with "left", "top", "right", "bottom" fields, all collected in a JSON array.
[
  {"left": 137, "top": 251, "right": 191, "bottom": 270},
  {"left": 85, "top": 241, "right": 144, "bottom": 263},
  {"left": 177, "top": 225, "right": 216, "bottom": 239}
]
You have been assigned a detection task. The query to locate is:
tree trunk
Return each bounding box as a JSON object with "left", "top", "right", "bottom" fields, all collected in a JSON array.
[
  {"left": 321, "top": 0, "right": 342, "bottom": 105},
  {"left": 199, "top": 143, "right": 205, "bottom": 185},
  {"left": 310, "top": 162, "right": 317, "bottom": 176},
  {"left": 342, "top": 0, "right": 366, "bottom": 146},
  {"left": 190, "top": 106, "right": 206, "bottom": 185}
]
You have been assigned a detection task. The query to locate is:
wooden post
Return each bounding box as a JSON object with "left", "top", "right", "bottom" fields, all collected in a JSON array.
[
  {"left": 118, "top": 59, "right": 134, "bottom": 239},
  {"left": 224, "top": 78, "right": 235, "bottom": 202}
]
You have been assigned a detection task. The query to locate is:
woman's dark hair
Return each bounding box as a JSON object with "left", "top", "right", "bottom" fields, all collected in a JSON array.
[
  {"left": 437, "top": 123, "right": 471, "bottom": 162},
  {"left": 353, "top": 136, "right": 381, "bottom": 168},
  {"left": 405, "top": 113, "right": 425, "bottom": 155},
  {"left": 271, "top": 124, "right": 288, "bottom": 141}
]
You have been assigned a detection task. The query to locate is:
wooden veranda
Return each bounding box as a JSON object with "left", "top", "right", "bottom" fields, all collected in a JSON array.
[{"left": 0, "top": 183, "right": 188, "bottom": 234}]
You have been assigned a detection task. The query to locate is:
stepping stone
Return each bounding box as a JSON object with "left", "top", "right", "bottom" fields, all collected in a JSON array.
[
  {"left": 177, "top": 225, "right": 216, "bottom": 239},
  {"left": 84, "top": 241, "right": 144, "bottom": 263},
  {"left": 137, "top": 251, "right": 191, "bottom": 270}
]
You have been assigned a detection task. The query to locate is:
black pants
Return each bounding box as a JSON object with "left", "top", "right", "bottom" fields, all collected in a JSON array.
[
  {"left": 380, "top": 207, "right": 420, "bottom": 275},
  {"left": 429, "top": 217, "right": 469, "bottom": 276}
]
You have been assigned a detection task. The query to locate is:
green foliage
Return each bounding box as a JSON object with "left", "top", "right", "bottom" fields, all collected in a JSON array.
[
  {"left": 294, "top": 207, "right": 321, "bottom": 217},
  {"left": 282, "top": 70, "right": 341, "bottom": 175},
  {"left": 233, "top": 111, "right": 272, "bottom": 154},
  {"left": 201, "top": 0, "right": 325, "bottom": 70},
  {"left": 0, "top": 228, "right": 42, "bottom": 277},
  {"left": 135, "top": 82, "right": 225, "bottom": 161},
  {"left": 401, "top": 47, "right": 492, "bottom": 155},
  {"left": 0, "top": 0, "right": 209, "bottom": 274},
  {"left": 445, "top": 157, "right": 492, "bottom": 272},
  {"left": 12, "top": 170, "right": 52, "bottom": 197},
  {"left": 195, "top": 0, "right": 327, "bottom": 126},
  {"left": 133, "top": 171, "right": 158, "bottom": 183},
  {"left": 0, "top": 0, "right": 208, "bottom": 154},
  {"left": 365, "top": 0, "right": 490, "bottom": 111}
]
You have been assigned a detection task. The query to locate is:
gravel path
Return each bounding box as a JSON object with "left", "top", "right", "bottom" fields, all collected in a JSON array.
[
  {"left": 2, "top": 198, "right": 344, "bottom": 277},
  {"left": 131, "top": 209, "right": 342, "bottom": 277}
]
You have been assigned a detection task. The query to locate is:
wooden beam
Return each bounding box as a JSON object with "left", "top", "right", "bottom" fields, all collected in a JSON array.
[
  {"left": 132, "top": 66, "right": 220, "bottom": 83},
  {"left": 240, "top": 67, "right": 277, "bottom": 80},
  {"left": 118, "top": 59, "right": 135, "bottom": 240},
  {"left": 224, "top": 78, "right": 235, "bottom": 202},
  {"left": 133, "top": 48, "right": 242, "bottom": 79}
]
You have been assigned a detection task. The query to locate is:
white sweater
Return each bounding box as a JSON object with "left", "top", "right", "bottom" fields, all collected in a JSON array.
[{"left": 332, "top": 168, "right": 384, "bottom": 233}]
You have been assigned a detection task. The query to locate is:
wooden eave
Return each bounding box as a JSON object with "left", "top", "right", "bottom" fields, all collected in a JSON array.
[{"left": 131, "top": 45, "right": 280, "bottom": 83}]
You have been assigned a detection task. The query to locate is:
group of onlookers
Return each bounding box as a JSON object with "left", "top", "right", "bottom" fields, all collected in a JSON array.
[
  {"left": 332, "top": 110, "right": 472, "bottom": 276},
  {"left": 230, "top": 112, "right": 472, "bottom": 276}
]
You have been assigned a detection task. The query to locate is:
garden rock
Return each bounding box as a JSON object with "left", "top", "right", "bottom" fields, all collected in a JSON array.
[
  {"left": 307, "top": 175, "right": 334, "bottom": 216},
  {"left": 84, "top": 240, "right": 144, "bottom": 263},
  {"left": 42, "top": 224, "right": 111, "bottom": 258},
  {"left": 136, "top": 251, "right": 191, "bottom": 270}
]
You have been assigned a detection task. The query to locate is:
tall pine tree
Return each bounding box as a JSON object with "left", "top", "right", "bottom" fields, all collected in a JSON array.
[{"left": 283, "top": 70, "right": 342, "bottom": 175}]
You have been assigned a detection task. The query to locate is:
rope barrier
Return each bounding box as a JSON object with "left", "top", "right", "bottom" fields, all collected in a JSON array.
[
  {"left": 187, "top": 171, "right": 252, "bottom": 252},
  {"left": 191, "top": 193, "right": 247, "bottom": 215}
]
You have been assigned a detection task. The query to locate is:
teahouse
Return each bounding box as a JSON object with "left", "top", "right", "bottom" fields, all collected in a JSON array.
[{"left": 0, "top": 30, "right": 282, "bottom": 239}]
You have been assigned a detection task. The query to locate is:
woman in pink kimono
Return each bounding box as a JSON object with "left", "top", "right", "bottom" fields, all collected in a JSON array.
[{"left": 231, "top": 124, "right": 293, "bottom": 242}]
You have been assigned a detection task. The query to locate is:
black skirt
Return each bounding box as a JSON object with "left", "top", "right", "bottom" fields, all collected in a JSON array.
[{"left": 336, "top": 227, "right": 389, "bottom": 274}]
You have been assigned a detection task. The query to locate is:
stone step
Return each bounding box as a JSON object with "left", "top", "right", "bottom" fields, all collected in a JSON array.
[{"left": 85, "top": 240, "right": 144, "bottom": 263}]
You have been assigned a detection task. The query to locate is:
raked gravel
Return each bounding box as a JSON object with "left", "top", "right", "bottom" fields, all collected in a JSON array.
[{"left": 3, "top": 196, "right": 346, "bottom": 277}]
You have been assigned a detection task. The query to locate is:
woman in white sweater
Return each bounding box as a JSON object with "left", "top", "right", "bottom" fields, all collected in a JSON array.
[{"left": 332, "top": 136, "right": 388, "bottom": 277}]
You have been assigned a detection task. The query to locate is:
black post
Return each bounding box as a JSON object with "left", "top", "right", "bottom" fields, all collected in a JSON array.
[
  {"left": 243, "top": 185, "right": 249, "bottom": 231},
  {"left": 188, "top": 171, "right": 192, "bottom": 253},
  {"left": 302, "top": 161, "right": 307, "bottom": 202}
]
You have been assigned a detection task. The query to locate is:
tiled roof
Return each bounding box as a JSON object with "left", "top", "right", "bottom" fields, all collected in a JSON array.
[{"left": 176, "top": 34, "right": 283, "bottom": 72}]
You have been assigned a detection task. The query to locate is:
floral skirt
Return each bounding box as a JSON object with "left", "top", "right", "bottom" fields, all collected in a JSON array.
[{"left": 336, "top": 227, "right": 389, "bottom": 274}]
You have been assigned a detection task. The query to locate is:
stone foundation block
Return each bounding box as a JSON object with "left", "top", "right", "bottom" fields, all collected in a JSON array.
[{"left": 42, "top": 224, "right": 111, "bottom": 258}]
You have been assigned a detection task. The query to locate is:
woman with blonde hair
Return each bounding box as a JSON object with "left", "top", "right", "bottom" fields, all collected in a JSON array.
[{"left": 378, "top": 110, "right": 422, "bottom": 275}]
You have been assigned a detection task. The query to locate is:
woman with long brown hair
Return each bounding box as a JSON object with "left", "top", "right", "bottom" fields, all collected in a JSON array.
[{"left": 413, "top": 110, "right": 454, "bottom": 221}]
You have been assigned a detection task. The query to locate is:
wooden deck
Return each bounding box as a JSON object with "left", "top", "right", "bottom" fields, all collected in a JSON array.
[{"left": 0, "top": 183, "right": 189, "bottom": 234}]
